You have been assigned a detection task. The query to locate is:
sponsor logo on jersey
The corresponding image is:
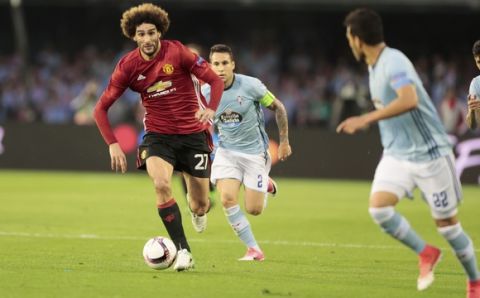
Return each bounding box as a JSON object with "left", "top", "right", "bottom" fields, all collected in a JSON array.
[
  {"left": 162, "top": 63, "right": 174, "bottom": 75},
  {"left": 219, "top": 109, "right": 242, "bottom": 127},
  {"left": 147, "top": 80, "right": 172, "bottom": 93}
]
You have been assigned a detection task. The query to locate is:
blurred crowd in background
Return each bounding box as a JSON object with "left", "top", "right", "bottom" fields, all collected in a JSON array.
[
  {"left": 1, "top": 42, "right": 476, "bottom": 136},
  {"left": 0, "top": 4, "right": 478, "bottom": 136}
]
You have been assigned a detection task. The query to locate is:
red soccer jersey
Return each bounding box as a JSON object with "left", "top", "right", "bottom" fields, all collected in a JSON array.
[{"left": 94, "top": 40, "right": 223, "bottom": 145}]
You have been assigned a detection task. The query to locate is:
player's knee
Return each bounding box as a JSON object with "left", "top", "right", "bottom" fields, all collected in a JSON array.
[
  {"left": 190, "top": 197, "right": 209, "bottom": 215},
  {"left": 437, "top": 222, "right": 474, "bottom": 261},
  {"left": 221, "top": 193, "right": 237, "bottom": 208},
  {"left": 152, "top": 178, "right": 171, "bottom": 196},
  {"left": 245, "top": 205, "right": 262, "bottom": 216},
  {"left": 191, "top": 206, "right": 208, "bottom": 216},
  {"left": 369, "top": 206, "right": 395, "bottom": 225},
  {"left": 369, "top": 206, "right": 408, "bottom": 237},
  {"left": 435, "top": 214, "right": 458, "bottom": 227},
  {"left": 437, "top": 222, "right": 462, "bottom": 239}
]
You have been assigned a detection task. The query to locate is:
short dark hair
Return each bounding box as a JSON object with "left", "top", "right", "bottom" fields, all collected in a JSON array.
[
  {"left": 344, "top": 8, "right": 384, "bottom": 46},
  {"left": 120, "top": 3, "right": 170, "bottom": 39},
  {"left": 209, "top": 44, "right": 234, "bottom": 61},
  {"left": 473, "top": 40, "right": 480, "bottom": 56}
]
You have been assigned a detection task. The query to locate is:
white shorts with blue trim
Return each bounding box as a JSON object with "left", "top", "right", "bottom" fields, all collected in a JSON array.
[
  {"left": 211, "top": 147, "right": 271, "bottom": 193},
  {"left": 371, "top": 152, "right": 462, "bottom": 219}
]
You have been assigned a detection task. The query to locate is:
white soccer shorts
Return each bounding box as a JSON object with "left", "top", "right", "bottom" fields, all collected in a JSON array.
[
  {"left": 211, "top": 147, "right": 271, "bottom": 193},
  {"left": 371, "top": 152, "right": 462, "bottom": 219}
]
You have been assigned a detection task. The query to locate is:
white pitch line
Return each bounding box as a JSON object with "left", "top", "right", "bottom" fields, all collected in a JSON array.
[{"left": 2, "top": 231, "right": 477, "bottom": 252}]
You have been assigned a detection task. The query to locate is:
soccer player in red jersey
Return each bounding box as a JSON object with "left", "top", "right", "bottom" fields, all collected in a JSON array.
[{"left": 93, "top": 3, "right": 223, "bottom": 271}]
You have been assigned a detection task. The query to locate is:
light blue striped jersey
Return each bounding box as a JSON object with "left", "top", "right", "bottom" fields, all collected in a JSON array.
[
  {"left": 368, "top": 47, "right": 451, "bottom": 161},
  {"left": 201, "top": 74, "right": 273, "bottom": 155},
  {"left": 469, "top": 75, "right": 480, "bottom": 98}
]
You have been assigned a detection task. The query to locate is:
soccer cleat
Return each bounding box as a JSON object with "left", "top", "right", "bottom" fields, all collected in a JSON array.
[
  {"left": 191, "top": 213, "right": 207, "bottom": 233},
  {"left": 238, "top": 247, "right": 265, "bottom": 261},
  {"left": 173, "top": 249, "right": 194, "bottom": 271},
  {"left": 186, "top": 193, "right": 208, "bottom": 233},
  {"left": 267, "top": 177, "right": 278, "bottom": 197},
  {"left": 468, "top": 280, "right": 480, "bottom": 298},
  {"left": 417, "top": 245, "right": 442, "bottom": 291}
]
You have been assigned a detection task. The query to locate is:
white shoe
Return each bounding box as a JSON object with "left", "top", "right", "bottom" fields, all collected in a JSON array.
[
  {"left": 173, "top": 249, "right": 194, "bottom": 271},
  {"left": 191, "top": 213, "right": 207, "bottom": 233},
  {"left": 186, "top": 193, "right": 207, "bottom": 233}
]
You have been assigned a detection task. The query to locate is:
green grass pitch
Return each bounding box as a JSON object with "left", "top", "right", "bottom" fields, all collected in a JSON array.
[{"left": 0, "top": 170, "right": 479, "bottom": 297}]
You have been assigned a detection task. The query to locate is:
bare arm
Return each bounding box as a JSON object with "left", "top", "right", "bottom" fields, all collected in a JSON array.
[
  {"left": 337, "top": 84, "right": 418, "bottom": 134},
  {"left": 466, "top": 110, "right": 477, "bottom": 130},
  {"left": 466, "top": 95, "right": 480, "bottom": 130},
  {"left": 267, "top": 98, "right": 292, "bottom": 161}
]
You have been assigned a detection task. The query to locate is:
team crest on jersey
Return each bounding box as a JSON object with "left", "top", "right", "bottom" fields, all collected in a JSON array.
[
  {"left": 236, "top": 96, "right": 243, "bottom": 105},
  {"left": 162, "top": 63, "right": 174, "bottom": 75},
  {"left": 147, "top": 80, "right": 172, "bottom": 93},
  {"left": 220, "top": 109, "right": 242, "bottom": 127}
]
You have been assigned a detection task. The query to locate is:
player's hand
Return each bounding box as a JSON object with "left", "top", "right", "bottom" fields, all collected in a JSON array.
[
  {"left": 336, "top": 115, "right": 369, "bottom": 134},
  {"left": 277, "top": 141, "right": 292, "bottom": 162},
  {"left": 196, "top": 108, "right": 215, "bottom": 123},
  {"left": 468, "top": 95, "right": 480, "bottom": 110},
  {"left": 109, "top": 142, "right": 127, "bottom": 173}
]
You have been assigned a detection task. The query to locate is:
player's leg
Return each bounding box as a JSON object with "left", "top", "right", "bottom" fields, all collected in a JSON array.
[
  {"left": 244, "top": 188, "right": 265, "bottom": 215},
  {"left": 148, "top": 158, "right": 194, "bottom": 271},
  {"left": 418, "top": 153, "right": 480, "bottom": 296},
  {"left": 145, "top": 156, "right": 191, "bottom": 254},
  {"left": 242, "top": 153, "right": 270, "bottom": 213},
  {"left": 177, "top": 132, "right": 212, "bottom": 233},
  {"left": 369, "top": 155, "right": 437, "bottom": 290},
  {"left": 218, "top": 179, "right": 264, "bottom": 261},
  {"left": 230, "top": 186, "right": 265, "bottom": 261},
  {"left": 183, "top": 173, "right": 210, "bottom": 215},
  {"left": 183, "top": 173, "right": 210, "bottom": 233},
  {"left": 369, "top": 191, "right": 428, "bottom": 255},
  {"left": 436, "top": 216, "right": 480, "bottom": 298},
  {"left": 138, "top": 134, "right": 194, "bottom": 271},
  {"left": 235, "top": 152, "right": 272, "bottom": 260},
  {"left": 183, "top": 173, "right": 216, "bottom": 211},
  {"left": 211, "top": 147, "right": 263, "bottom": 260},
  {"left": 370, "top": 191, "right": 439, "bottom": 291},
  {"left": 244, "top": 152, "right": 273, "bottom": 210}
]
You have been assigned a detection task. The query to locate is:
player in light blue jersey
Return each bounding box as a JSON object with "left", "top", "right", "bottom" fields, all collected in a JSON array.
[
  {"left": 202, "top": 44, "right": 292, "bottom": 261},
  {"left": 338, "top": 8, "right": 480, "bottom": 297},
  {"left": 467, "top": 40, "right": 480, "bottom": 130}
]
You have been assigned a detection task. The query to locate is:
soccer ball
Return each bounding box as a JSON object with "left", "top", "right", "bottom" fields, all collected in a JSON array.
[{"left": 143, "top": 236, "right": 177, "bottom": 270}]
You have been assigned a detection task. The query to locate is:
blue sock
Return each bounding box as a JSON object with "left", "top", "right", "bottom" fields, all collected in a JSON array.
[
  {"left": 438, "top": 223, "right": 480, "bottom": 281},
  {"left": 369, "top": 207, "right": 426, "bottom": 254},
  {"left": 224, "top": 205, "right": 259, "bottom": 250}
]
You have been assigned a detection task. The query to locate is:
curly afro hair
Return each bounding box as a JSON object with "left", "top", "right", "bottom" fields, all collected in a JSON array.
[
  {"left": 120, "top": 3, "right": 170, "bottom": 39},
  {"left": 473, "top": 40, "right": 480, "bottom": 57}
]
